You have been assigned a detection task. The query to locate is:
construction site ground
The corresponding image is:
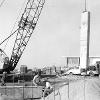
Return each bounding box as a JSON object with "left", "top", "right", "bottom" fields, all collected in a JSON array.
[{"left": 0, "top": 75, "right": 99, "bottom": 100}]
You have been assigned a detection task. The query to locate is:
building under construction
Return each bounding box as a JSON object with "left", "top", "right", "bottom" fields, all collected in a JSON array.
[{"left": 0, "top": 0, "right": 99, "bottom": 100}]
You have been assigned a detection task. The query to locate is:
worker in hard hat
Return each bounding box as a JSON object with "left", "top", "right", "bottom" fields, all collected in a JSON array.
[
  {"left": 33, "top": 71, "right": 41, "bottom": 86},
  {"left": 42, "top": 80, "right": 53, "bottom": 97}
]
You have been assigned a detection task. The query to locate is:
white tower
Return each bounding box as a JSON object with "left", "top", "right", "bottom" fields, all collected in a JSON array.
[{"left": 80, "top": 1, "right": 90, "bottom": 69}]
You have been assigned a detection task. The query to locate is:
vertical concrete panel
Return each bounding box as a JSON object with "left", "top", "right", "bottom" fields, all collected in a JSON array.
[{"left": 60, "top": 85, "right": 68, "bottom": 100}]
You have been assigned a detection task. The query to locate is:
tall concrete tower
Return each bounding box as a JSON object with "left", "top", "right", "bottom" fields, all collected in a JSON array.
[{"left": 80, "top": 0, "right": 90, "bottom": 69}]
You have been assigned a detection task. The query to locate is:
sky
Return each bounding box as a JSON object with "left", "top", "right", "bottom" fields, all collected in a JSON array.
[{"left": 0, "top": 0, "right": 100, "bottom": 69}]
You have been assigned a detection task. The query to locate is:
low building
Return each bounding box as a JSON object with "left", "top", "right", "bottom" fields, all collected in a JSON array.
[
  {"left": 20, "top": 65, "right": 27, "bottom": 73},
  {"left": 66, "top": 57, "right": 100, "bottom": 68}
]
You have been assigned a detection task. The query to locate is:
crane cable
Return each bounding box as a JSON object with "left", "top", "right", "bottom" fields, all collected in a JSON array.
[
  {"left": 0, "top": 29, "right": 18, "bottom": 46},
  {"left": 0, "top": 0, "right": 27, "bottom": 50},
  {"left": 0, "top": 0, "right": 6, "bottom": 8},
  {"left": 3, "top": 29, "right": 18, "bottom": 51},
  {"left": 3, "top": 38, "right": 9, "bottom": 51}
]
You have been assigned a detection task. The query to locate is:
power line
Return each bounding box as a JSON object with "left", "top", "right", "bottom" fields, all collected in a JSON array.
[
  {"left": 0, "top": 29, "right": 18, "bottom": 46},
  {"left": 0, "top": 0, "right": 6, "bottom": 8},
  {"left": 84, "top": 0, "right": 87, "bottom": 11}
]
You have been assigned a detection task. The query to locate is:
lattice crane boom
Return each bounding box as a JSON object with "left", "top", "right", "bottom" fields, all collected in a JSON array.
[{"left": 3, "top": 0, "right": 45, "bottom": 72}]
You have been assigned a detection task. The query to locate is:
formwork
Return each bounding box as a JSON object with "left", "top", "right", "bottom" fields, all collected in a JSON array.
[
  {"left": 41, "top": 77, "right": 100, "bottom": 100},
  {"left": 0, "top": 86, "right": 43, "bottom": 100}
]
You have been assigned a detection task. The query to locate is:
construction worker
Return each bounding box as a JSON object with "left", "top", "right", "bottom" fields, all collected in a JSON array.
[
  {"left": 33, "top": 70, "right": 41, "bottom": 86},
  {"left": 45, "top": 81, "right": 53, "bottom": 89},
  {"left": 42, "top": 80, "right": 53, "bottom": 97},
  {"left": 1, "top": 71, "right": 7, "bottom": 86}
]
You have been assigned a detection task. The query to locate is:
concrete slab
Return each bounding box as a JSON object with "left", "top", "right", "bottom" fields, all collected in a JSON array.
[{"left": 42, "top": 77, "right": 100, "bottom": 100}]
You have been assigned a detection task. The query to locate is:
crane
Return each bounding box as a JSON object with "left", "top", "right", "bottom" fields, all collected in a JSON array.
[{"left": 0, "top": 0, "right": 45, "bottom": 73}]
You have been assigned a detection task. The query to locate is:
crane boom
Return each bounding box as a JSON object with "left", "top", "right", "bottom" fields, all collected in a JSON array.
[{"left": 3, "top": 0, "right": 45, "bottom": 72}]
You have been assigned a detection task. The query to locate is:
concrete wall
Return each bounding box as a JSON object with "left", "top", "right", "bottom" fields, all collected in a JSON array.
[
  {"left": 80, "top": 11, "right": 90, "bottom": 69},
  {"left": 0, "top": 86, "right": 43, "bottom": 100}
]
